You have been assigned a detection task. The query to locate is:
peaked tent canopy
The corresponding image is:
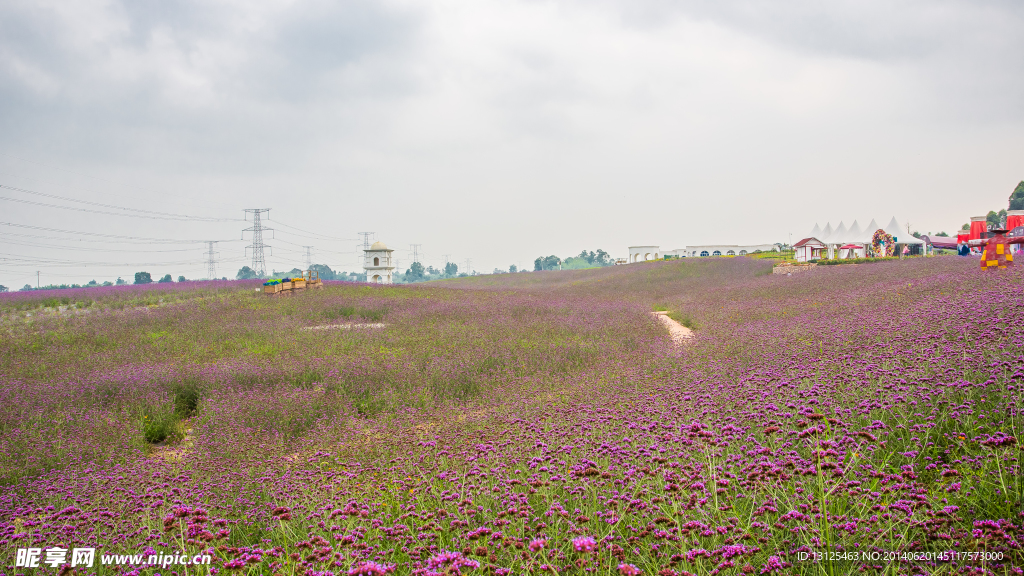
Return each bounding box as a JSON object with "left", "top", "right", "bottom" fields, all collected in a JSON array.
[
  {"left": 831, "top": 222, "right": 848, "bottom": 244},
  {"left": 862, "top": 219, "right": 880, "bottom": 242},
  {"left": 846, "top": 221, "right": 862, "bottom": 244},
  {"left": 884, "top": 217, "right": 924, "bottom": 245}
]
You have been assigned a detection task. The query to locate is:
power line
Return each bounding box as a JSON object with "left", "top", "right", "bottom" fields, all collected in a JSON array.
[
  {"left": 0, "top": 183, "right": 241, "bottom": 222},
  {"left": 0, "top": 236, "right": 208, "bottom": 253},
  {"left": 242, "top": 209, "right": 272, "bottom": 277},
  {"left": 0, "top": 152, "right": 241, "bottom": 213},
  {"left": 270, "top": 219, "right": 355, "bottom": 242},
  {"left": 303, "top": 246, "right": 313, "bottom": 269},
  {"left": 0, "top": 253, "right": 246, "bottom": 267},
  {"left": 0, "top": 221, "right": 239, "bottom": 244}
]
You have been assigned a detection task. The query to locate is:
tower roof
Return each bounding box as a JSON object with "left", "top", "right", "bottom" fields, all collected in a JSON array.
[{"left": 368, "top": 241, "right": 391, "bottom": 251}]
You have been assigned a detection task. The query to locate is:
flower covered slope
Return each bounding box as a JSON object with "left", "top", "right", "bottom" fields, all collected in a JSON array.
[{"left": 0, "top": 257, "right": 1021, "bottom": 575}]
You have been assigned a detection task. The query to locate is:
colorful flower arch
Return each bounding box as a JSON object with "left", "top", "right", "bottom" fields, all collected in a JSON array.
[{"left": 871, "top": 229, "right": 895, "bottom": 257}]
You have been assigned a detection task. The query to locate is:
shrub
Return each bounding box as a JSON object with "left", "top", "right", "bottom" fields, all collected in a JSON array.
[
  {"left": 139, "top": 403, "right": 179, "bottom": 444},
  {"left": 170, "top": 378, "right": 205, "bottom": 417}
]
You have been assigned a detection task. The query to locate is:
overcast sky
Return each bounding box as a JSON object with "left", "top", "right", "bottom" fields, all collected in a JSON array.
[{"left": 1, "top": 0, "right": 1022, "bottom": 286}]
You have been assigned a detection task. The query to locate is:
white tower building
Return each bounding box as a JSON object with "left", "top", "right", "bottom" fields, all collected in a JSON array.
[{"left": 363, "top": 241, "right": 395, "bottom": 284}]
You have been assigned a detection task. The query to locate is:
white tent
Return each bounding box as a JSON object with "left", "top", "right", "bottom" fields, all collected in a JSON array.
[
  {"left": 845, "top": 220, "right": 862, "bottom": 243},
  {"left": 832, "top": 221, "right": 847, "bottom": 243},
  {"left": 830, "top": 220, "right": 864, "bottom": 258},
  {"left": 820, "top": 223, "right": 834, "bottom": 242},
  {"left": 860, "top": 219, "right": 881, "bottom": 242},
  {"left": 884, "top": 217, "right": 924, "bottom": 245},
  {"left": 798, "top": 217, "right": 925, "bottom": 257}
]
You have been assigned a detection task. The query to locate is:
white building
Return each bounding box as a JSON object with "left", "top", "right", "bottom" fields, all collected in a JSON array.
[
  {"left": 628, "top": 244, "right": 779, "bottom": 261},
  {"left": 628, "top": 245, "right": 661, "bottom": 263},
  {"left": 673, "top": 244, "right": 778, "bottom": 257},
  {"left": 363, "top": 241, "right": 395, "bottom": 284},
  {"left": 793, "top": 237, "right": 827, "bottom": 262}
]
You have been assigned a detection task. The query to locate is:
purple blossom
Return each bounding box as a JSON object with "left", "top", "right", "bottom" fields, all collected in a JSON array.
[
  {"left": 426, "top": 551, "right": 479, "bottom": 573},
  {"left": 572, "top": 536, "right": 596, "bottom": 552}
]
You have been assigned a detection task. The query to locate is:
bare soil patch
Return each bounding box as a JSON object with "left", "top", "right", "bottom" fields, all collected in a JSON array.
[{"left": 651, "top": 311, "right": 693, "bottom": 345}]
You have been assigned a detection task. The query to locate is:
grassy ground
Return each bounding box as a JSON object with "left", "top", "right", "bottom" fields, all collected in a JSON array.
[{"left": 0, "top": 257, "right": 1020, "bottom": 575}]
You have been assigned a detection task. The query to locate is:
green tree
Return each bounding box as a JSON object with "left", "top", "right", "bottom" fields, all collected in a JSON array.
[
  {"left": 987, "top": 209, "right": 1007, "bottom": 229},
  {"left": 509, "top": 264, "right": 517, "bottom": 273},
  {"left": 408, "top": 261, "right": 426, "bottom": 280},
  {"left": 236, "top": 266, "right": 258, "bottom": 280},
  {"left": 935, "top": 231, "right": 949, "bottom": 237},
  {"left": 21, "top": 284, "right": 32, "bottom": 291},
  {"left": 134, "top": 272, "right": 153, "bottom": 284},
  {"left": 309, "top": 264, "right": 335, "bottom": 281},
  {"left": 1009, "top": 181, "right": 1024, "bottom": 210},
  {"left": 444, "top": 262, "right": 458, "bottom": 276},
  {"left": 0, "top": 285, "right": 7, "bottom": 293},
  {"left": 158, "top": 274, "right": 173, "bottom": 283},
  {"left": 534, "top": 255, "right": 561, "bottom": 271},
  {"left": 177, "top": 275, "right": 187, "bottom": 282}
]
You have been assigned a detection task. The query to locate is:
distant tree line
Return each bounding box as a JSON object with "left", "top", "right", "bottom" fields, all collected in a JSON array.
[
  {"left": 132, "top": 272, "right": 207, "bottom": 284},
  {"left": 398, "top": 261, "right": 468, "bottom": 283},
  {"left": 236, "top": 264, "right": 372, "bottom": 283},
  {"left": 534, "top": 249, "right": 611, "bottom": 271},
  {"left": 16, "top": 278, "right": 129, "bottom": 291}
]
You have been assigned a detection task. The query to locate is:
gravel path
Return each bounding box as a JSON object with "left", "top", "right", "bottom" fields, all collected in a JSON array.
[{"left": 652, "top": 311, "right": 693, "bottom": 345}]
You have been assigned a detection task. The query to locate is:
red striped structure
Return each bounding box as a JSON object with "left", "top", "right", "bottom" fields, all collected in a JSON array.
[
  {"left": 1006, "top": 210, "right": 1024, "bottom": 231},
  {"left": 969, "top": 216, "right": 988, "bottom": 241}
]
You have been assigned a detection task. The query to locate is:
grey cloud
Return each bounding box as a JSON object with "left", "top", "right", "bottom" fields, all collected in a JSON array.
[
  {"left": 0, "top": 0, "right": 1022, "bottom": 285},
  {"left": 592, "top": 0, "right": 1024, "bottom": 61},
  {"left": 0, "top": 0, "right": 423, "bottom": 170}
]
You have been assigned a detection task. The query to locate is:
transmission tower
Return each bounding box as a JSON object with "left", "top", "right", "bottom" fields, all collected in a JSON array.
[
  {"left": 303, "top": 246, "right": 314, "bottom": 269},
  {"left": 410, "top": 244, "right": 422, "bottom": 263},
  {"left": 205, "top": 241, "right": 219, "bottom": 279},
  {"left": 465, "top": 258, "right": 472, "bottom": 275},
  {"left": 242, "top": 209, "right": 273, "bottom": 277},
  {"left": 357, "top": 232, "right": 374, "bottom": 250}
]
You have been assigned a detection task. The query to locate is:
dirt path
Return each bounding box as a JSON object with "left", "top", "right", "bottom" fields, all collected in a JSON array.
[{"left": 651, "top": 311, "right": 693, "bottom": 345}]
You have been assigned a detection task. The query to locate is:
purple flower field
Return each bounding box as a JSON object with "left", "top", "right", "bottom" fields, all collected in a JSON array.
[{"left": 0, "top": 257, "right": 1021, "bottom": 575}]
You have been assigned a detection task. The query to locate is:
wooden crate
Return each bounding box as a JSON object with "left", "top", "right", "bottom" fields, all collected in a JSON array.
[
  {"left": 282, "top": 282, "right": 292, "bottom": 290},
  {"left": 263, "top": 284, "right": 281, "bottom": 294},
  {"left": 292, "top": 279, "right": 307, "bottom": 289}
]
